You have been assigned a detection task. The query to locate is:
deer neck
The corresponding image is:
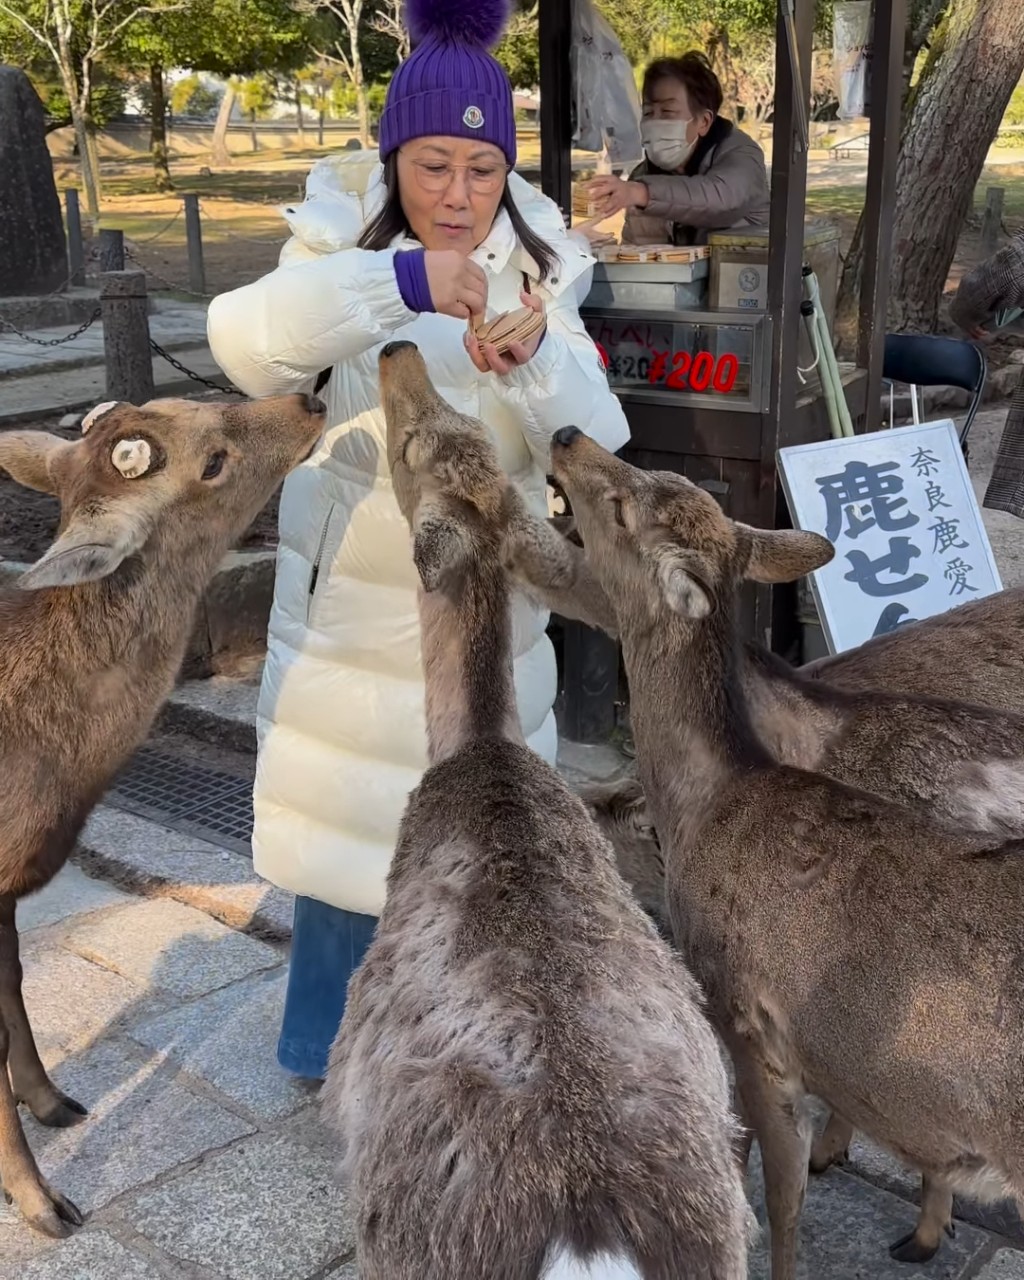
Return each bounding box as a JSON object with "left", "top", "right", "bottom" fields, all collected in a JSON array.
[
  {"left": 741, "top": 643, "right": 848, "bottom": 770},
  {"left": 620, "top": 603, "right": 773, "bottom": 854},
  {"left": 418, "top": 556, "right": 524, "bottom": 765}
]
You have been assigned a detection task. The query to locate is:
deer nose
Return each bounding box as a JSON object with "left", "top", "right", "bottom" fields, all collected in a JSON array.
[
  {"left": 553, "top": 426, "right": 583, "bottom": 448},
  {"left": 302, "top": 394, "right": 326, "bottom": 415},
  {"left": 380, "top": 340, "right": 417, "bottom": 359}
]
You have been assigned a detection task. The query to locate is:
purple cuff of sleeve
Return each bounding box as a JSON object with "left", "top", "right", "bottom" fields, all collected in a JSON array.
[{"left": 393, "top": 249, "right": 435, "bottom": 314}]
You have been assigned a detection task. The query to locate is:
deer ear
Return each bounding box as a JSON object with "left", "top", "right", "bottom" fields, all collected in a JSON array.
[
  {"left": 0, "top": 431, "right": 70, "bottom": 497},
  {"left": 18, "top": 505, "right": 150, "bottom": 590},
  {"left": 656, "top": 551, "right": 711, "bottom": 618},
  {"left": 412, "top": 510, "right": 471, "bottom": 594},
  {"left": 743, "top": 526, "right": 834, "bottom": 583}
]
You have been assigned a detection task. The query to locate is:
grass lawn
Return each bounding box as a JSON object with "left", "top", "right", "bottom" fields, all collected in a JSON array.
[{"left": 51, "top": 142, "right": 1024, "bottom": 303}]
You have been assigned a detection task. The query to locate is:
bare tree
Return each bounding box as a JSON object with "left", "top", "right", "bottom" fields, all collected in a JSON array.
[
  {"left": 302, "top": 0, "right": 370, "bottom": 147},
  {"left": 0, "top": 0, "right": 183, "bottom": 218},
  {"left": 372, "top": 0, "right": 409, "bottom": 62}
]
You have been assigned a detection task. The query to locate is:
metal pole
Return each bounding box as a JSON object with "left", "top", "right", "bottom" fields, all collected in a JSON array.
[
  {"left": 857, "top": 0, "right": 908, "bottom": 431},
  {"left": 65, "top": 189, "right": 85, "bottom": 287},
  {"left": 184, "top": 193, "right": 206, "bottom": 295},
  {"left": 98, "top": 228, "right": 125, "bottom": 273},
  {"left": 538, "top": 0, "right": 573, "bottom": 217},
  {"left": 100, "top": 269, "right": 155, "bottom": 404}
]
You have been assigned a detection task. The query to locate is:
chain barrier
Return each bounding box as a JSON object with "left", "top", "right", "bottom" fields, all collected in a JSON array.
[
  {"left": 129, "top": 207, "right": 183, "bottom": 245},
  {"left": 124, "top": 246, "right": 213, "bottom": 299},
  {"left": 0, "top": 308, "right": 102, "bottom": 346},
  {"left": 149, "top": 338, "right": 244, "bottom": 396}
]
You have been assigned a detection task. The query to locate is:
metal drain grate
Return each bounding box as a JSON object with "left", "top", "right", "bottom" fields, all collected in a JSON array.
[{"left": 106, "top": 746, "right": 255, "bottom": 856}]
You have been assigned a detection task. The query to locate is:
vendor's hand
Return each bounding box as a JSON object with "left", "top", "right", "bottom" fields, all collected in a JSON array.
[
  {"left": 424, "top": 250, "right": 488, "bottom": 321},
  {"left": 465, "top": 291, "right": 546, "bottom": 375},
  {"left": 965, "top": 323, "right": 991, "bottom": 342},
  {"left": 584, "top": 176, "right": 649, "bottom": 217}
]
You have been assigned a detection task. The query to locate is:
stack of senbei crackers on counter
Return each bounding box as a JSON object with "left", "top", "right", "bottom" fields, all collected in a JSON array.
[{"left": 595, "top": 244, "right": 711, "bottom": 264}]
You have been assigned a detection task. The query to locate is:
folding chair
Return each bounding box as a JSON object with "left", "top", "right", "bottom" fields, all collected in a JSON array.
[{"left": 882, "top": 333, "right": 987, "bottom": 459}]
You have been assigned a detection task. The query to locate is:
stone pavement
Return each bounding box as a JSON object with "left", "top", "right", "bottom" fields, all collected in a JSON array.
[{"left": 0, "top": 298, "right": 226, "bottom": 424}]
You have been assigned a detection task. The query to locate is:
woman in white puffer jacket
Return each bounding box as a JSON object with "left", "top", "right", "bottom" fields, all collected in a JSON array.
[{"left": 207, "top": 0, "right": 629, "bottom": 1080}]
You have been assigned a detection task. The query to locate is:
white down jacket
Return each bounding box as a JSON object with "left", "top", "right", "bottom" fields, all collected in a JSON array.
[{"left": 207, "top": 152, "right": 630, "bottom": 916}]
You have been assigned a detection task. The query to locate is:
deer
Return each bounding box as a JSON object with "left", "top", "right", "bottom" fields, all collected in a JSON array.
[
  {"left": 0, "top": 392, "right": 325, "bottom": 1237},
  {"left": 510, "top": 501, "right": 1024, "bottom": 1261},
  {"left": 546, "top": 425, "right": 1024, "bottom": 1280},
  {"left": 320, "top": 341, "right": 752, "bottom": 1280}
]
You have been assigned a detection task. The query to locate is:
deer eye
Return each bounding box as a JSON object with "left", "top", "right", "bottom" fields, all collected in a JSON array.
[{"left": 202, "top": 451, "right": 226, "bottom": 481}]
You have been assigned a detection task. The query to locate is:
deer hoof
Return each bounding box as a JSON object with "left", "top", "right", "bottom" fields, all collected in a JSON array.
[
  {"left": 889, "top": 1231, "right": 939, "bottom": 1264},
  {"left": 809, "top": 1145, "right": 848, "bottom": 1174},
  {"left": 12, "top": 1177, "right": 83, "bottom": 1239},
  {"left": 18, "top": 1086, "right": 88, "bottom": 1128}
]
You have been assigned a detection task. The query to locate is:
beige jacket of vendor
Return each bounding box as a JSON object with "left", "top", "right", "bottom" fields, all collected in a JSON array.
[
  {"left": 624, "top": 121, "right": 770, "bottom": 246},
  {"left": 620, "top": 53, "right": 770, "bottom": 247}
]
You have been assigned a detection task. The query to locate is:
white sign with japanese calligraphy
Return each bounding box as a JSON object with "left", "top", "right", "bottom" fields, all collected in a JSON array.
[{"left": 778, "top": 419, "right": 1002, "bottom": 654}]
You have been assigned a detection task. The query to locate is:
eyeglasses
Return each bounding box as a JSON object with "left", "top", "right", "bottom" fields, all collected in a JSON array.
[{"left": 401, "top": 154, "right": 510, "bottom": 195}]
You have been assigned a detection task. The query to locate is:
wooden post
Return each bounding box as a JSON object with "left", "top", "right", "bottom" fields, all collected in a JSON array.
[
  {"left": 538, "top": 0, "right": 572, "bottom": 218},
  {"left": 183, "top": 193, "right": 206, "bottom": 295},
  {"left": 65, "top": 189, "right": 85, "bottom": 287},
  {"left": 561, "top": 623, "right": 619, "bottom": 744},
  {"left": 98, "top": 228, "right": 124, "bottom": 273},
  {"left": 981, "top": 186, "right": 1005, "bottom": 257},
  {"left": 100, "top": 270, "right": 154, "bottom": 404}
]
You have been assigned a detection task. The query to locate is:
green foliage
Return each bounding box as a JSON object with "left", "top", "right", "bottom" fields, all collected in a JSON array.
[
  {"left": 494, "top": 8, "right": 539, "bottom": 89},
  {"left": 122, "top": 0, "right": 315, "bottom": 78},
  {"left": 169, "top": 72, "right": 222, "bottom": 117},
  {"left": 235, "top": 71, "right": 278, "bottom": 117},
  {"left": 332, "top": 77, "right": 387, "bottom": 120}
]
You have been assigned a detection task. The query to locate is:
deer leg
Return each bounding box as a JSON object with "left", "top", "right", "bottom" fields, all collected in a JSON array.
[
  {"left": 809, "top": 1109, "right": 852, "bottom": 1173},
  {"left": 889, "top": 1176, "right": 955, "bottom": 1263},
  {"left": 0, "top": 1003, "right": 83, "bottom": 1237},
  {"left": 735, "top": 1058, "right": 809, "bottom": 1280},
  {"left": 0, "top": 894, "right": 86, "bottom": 1127}
]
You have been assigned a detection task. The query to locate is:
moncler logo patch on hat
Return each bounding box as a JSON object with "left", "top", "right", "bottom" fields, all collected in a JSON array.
[{"left": 463, "top": 105, "right": 484, "bottom": 129}]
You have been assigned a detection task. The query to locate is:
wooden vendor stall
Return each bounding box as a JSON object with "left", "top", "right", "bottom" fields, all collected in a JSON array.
[{"left": 539, "top": 0, "right": 908, "bottom": 741}]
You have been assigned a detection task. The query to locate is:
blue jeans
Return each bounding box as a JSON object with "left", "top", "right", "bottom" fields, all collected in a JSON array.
[{"left": 277, "top": 895, "right": 378, "bottom": 1080}]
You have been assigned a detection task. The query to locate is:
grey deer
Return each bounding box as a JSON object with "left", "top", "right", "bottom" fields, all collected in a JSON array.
[
  {"left": 548, "top": 424, "right": 1024, "bottom": 1280},
  {"left": 508, "top": 505, "right": 1024, "bottom": 1261},
  {"left": 0, "top": 393, "right": 324, "bottom": 1236},
  {"left": 321, "top": 342, "right": 751, "bottom": 1280}
]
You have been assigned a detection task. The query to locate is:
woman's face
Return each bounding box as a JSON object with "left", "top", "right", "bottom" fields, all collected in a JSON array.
[
  {"left": 643, "top": 76, "right": 714, "bottom": 146},
  {"left": 396, "top": 137, "right": 509, "bottom": 254}
]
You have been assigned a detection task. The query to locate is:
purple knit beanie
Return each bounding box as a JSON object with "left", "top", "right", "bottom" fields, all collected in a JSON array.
[{"left": 378, "top": 0, "right": 517, "bottom": 166}]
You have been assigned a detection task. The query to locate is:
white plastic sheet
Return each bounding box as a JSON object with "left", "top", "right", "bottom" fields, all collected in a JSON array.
[
  {"left": 570, "top": 0, "right": 643, "bottom": 168},
  {"left": 833, "top": 0, "right": 873, "bottom": 121}
]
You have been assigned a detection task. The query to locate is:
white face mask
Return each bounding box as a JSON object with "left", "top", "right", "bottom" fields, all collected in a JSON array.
[{"left": 641, "top": 118, "right": 696, "bottom": 171}]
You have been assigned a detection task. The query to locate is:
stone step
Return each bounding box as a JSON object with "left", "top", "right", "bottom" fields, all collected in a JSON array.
[
  {"left": 74, "top": 801, "right": 293, "bottom": 943},
  {"left": 0, "top": 342, "right": 229, "bottom": 425}
]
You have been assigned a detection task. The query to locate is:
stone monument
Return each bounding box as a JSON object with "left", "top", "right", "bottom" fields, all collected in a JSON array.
[{"left": 0, "top": 65, "right": 68, "bottom": 295}]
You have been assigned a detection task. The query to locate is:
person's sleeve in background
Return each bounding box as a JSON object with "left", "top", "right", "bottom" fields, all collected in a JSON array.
[{"left": 950, "top": 232, "right": 1024, "bottom": 332}]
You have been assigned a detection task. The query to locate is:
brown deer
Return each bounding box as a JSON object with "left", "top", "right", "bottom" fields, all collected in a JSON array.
[
  {"left": 509, "top": 507, "right": 1024, "bottom": 1261},
  {"left": 321, "top": 342, "right": 752, "bottom": 1280},
  {"left": 548, "top": 425, "right": 1024, "bottom": 1280},
  {"left": 0, "top": 393, "right": 325, "bottom": 1236}
]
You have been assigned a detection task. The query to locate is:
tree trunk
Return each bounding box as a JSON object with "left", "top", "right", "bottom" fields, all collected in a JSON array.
[
  {"left": 211, "top": 81, "right": 236, "bottom": 166},
  {"left": 72, "top": 108, "right": 100, "bottom": 218},
  {"left": 318, "top": 107, "right": 325, "bottom": 147},
  {"left": 150, "top": 64, "right": 173, "bottom": 192},
  {"left": 296, "top": 83, "right": 305, "bottom": 142},
  {"left": 836, "top": 0, "right": 1024, "bottom": 347},
  {"left": 250, "top": 107, "right": 258, "bottom": 152}
]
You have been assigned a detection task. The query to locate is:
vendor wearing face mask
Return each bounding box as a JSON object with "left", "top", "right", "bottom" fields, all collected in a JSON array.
[{"left": 586, "top": 51, "right": 770, "bottom": 247}]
